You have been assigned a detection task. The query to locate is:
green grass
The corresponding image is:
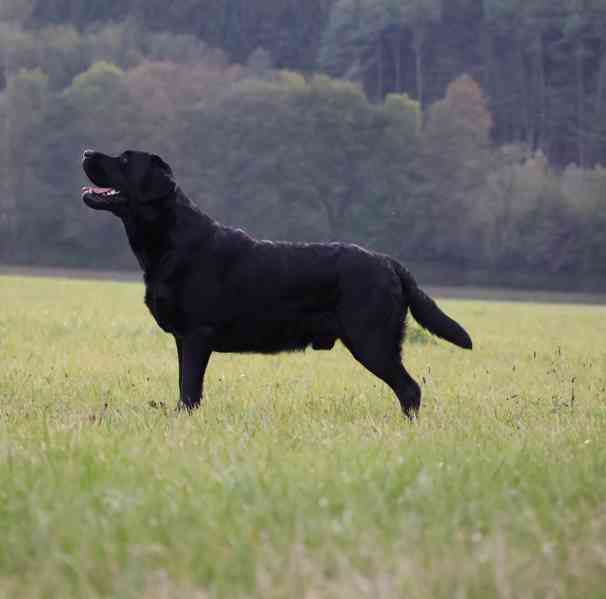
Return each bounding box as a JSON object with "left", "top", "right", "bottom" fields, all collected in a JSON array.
[{"left": 1, "top": 275, "right": 606, "bottom": 598}]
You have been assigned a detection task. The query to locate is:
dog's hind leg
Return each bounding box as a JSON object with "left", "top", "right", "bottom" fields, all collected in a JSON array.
[
  {"left": 337, "top": 269, "right": 421, "bottom": 419},
  {"left": 343, "top": 336, "right": 421, "bottom": 420},
  {"left": 383, "top": 363, "right": 421, "bottom": 420},
  {"left": 177, "top": 328, "right": 213, "bottom": 412}
]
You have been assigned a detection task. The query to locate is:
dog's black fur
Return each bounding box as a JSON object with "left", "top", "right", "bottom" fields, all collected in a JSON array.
[{"left": 82, "top": 149, "right": 472, "bottom": 419}]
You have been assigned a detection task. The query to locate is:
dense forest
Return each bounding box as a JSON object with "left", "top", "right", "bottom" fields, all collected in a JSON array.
[{"left": 1, "top": 0, "right": 605, "bottom": 287}]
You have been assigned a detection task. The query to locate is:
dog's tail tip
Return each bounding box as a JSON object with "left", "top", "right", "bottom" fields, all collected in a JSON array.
[
  {"left": 458, "top": 331, "right": 473, "bottom": 350},
  {"left": 433, "top": 316, "right": 473, "bottom": 350},
  {"left": 392, "top": 259, "right": 473, "bottom": 350}
]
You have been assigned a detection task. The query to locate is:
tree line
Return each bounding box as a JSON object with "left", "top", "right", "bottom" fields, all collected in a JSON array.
[
  {"left": 1, "top": 2, "right": 605, "bottom": 286},
  {"left": 12, "top": 0, "right": 606, "bottom": 168}
]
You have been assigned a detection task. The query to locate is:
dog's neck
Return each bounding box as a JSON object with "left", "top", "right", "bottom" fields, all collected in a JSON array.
[{"left": 122, "top": 187, "right": 217, "bottom": 277}]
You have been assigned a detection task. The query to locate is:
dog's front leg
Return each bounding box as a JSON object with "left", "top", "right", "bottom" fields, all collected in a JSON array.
[{"left": 177, "top": 328, "right": 212, "bottom": 412}]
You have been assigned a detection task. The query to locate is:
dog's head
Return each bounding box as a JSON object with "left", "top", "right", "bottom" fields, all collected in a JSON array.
[{"left": 81, "top": 150, "right": 176, "bottom": 216}]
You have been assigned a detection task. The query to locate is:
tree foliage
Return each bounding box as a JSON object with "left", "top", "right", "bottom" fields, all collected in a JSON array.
[
  {"left": 0, "top": 4, "right": 605, "bottom": 285},
  {"left": 184, "top": 73, "right": 420, "bottom": 241}
]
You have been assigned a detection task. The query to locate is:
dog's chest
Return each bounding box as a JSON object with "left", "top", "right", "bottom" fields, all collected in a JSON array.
[
  {"left": 144, "top": 280, "right": 179, "bottom": 334},
  {"left": 144, "top": 257, "right": 185, "bottom": 334}
]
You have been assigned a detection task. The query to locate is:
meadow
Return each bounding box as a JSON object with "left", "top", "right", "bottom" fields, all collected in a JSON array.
[{"left": 1, "top": 275, "right": 605, "bottom": 598}]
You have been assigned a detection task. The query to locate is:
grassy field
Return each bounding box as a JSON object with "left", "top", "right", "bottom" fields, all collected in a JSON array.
[{"left": 1, "top": 275, "right": 605, "bottom": 598}]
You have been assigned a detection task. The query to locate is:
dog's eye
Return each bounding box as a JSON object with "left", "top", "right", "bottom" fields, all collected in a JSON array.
[{"left": 120, "top": 155, "right": 129, "bottom": 167}]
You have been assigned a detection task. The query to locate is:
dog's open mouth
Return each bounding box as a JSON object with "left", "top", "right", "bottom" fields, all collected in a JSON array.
[
  {"left": 82, "top": 186, "right": 119, "bottom": 198},
  {"left": 82, "top": 186, "right": 120, "bottom": 199},
  {"left": 81, "top": 185, "right": 123, "bottom": 209}
]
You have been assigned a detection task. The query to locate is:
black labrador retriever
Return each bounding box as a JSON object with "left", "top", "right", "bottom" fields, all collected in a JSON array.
[{"left": 82, "top": 149, "right": 472, "bottom": 419}]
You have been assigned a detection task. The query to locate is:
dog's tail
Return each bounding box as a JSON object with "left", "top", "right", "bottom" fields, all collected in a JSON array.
[{"left": 392, "top": 260, "right": 472, "bottom": 350}]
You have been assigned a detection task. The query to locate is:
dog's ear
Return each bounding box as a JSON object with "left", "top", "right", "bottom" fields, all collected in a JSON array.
[{"left": 140, "top": 154, "right": 176, "bottom": 202}]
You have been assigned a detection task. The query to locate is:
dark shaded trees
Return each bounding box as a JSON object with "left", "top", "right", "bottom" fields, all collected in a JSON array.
[
  {"left": 26, "top": 0, "right": 337, "bottom": 72},
  {"left": 320, "top": 0, "right": 606, "bottom": 167}
]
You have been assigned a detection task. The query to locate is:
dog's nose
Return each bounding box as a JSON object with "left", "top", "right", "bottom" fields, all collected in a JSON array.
[{"left": 82, "top": 149, "right": 95, "bottom": 160}]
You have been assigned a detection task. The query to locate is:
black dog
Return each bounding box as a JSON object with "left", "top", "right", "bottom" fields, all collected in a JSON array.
[{"left": 82, "top": 150, "right": 472, "bottom": 418}]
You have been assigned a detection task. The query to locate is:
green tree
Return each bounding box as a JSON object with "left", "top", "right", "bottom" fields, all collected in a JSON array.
[{"left": 186, "top": 72, "right": 420, "bottom": 241}]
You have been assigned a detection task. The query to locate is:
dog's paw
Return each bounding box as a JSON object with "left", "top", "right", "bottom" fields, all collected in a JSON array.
[{"left": 175, "top": 400, "right": 198, "bottom": 413}]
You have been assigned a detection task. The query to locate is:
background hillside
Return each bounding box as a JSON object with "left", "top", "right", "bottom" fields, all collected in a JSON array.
[{"left": 1, "top": 0, "right": 605, "bottom": 287}]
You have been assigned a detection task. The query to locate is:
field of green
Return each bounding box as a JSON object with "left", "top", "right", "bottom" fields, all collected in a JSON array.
[{"left": 1, "top": 275, "right": 605, "bottom": 598}]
